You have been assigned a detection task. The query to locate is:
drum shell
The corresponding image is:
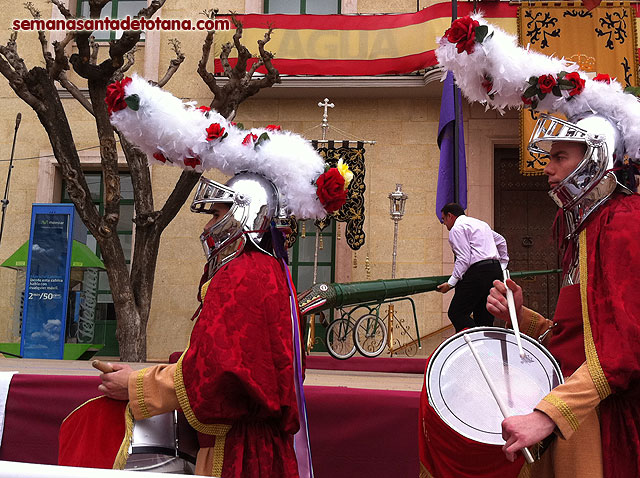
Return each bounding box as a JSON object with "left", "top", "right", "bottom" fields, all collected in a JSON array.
[
  {"left": 420, "top": 380, "right": 525, "bottom": 478},
  {"left": 421, "top": 327, "right": 563, "bottom": 478}
]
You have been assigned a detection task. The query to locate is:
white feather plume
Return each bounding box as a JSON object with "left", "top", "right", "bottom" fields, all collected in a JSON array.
[
  {"left": 110, "top": 75, "right": 328, "bottom": 218},
  {"left": 436, "top": 14, "right": 640, "bottom": 159}
]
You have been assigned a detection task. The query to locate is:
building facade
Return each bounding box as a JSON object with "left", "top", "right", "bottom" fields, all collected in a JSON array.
[{"left": 0, "top": 0, "right": 534, "bottom": 361}]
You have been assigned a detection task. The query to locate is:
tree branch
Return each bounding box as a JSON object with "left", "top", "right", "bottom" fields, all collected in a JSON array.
[
  {"left": 257, "top": 26, "right": 279, "bottom": 83},
  {"left": 137, "top": 0, "right": 167, "bottom": 18},
  {"left": 0, "top": 32, "right": 29, "bottom": 77},
  {"left": 0, "top": 56, "right": 41, "bottom": 111},
  {"left": 220, "top": 42, "right": 233, "bottom": 76},
  {"left": 155, "top": 38, "right": 185, "bottom": 87},
  {"left": 246, "top": 58, "right": 264, "bottom": 80},
  {"left": 230, "top": 16, "right": 251, "bottom": 79},
  {"left": 50, "top": 32, "right": 74, "bottom": 80},
  {"left": 23, "top": 3, "right": 55, "bottom": 71},
  {"left": 156, "top": 170, "right": 202, "bottom": 230},
  {"left": 89, "top": 36, "right": 99, "bottom": 65},
  {"left": 198, "top": 30, "right": 221, "bottom": 96},
  {"left": 117, "top": 132, "right": 154, "bottom": 217},
  {"left": 120, "top": 45, "right": 137, "bottom": 75},
  {"left": 50, "top": 0, "right": 74, "bottom": 19},
  {"left": 88, "top": 0, "right": 111, "bottom": 18},
  {"left": 70, "top": 32, "right": 99, "bottom": 80},
  {"left": 57, "top": 71, "right": 93, "bottom": 115},
  {"left": 87, "top": 78, "right": 121, "bottom": 238}
]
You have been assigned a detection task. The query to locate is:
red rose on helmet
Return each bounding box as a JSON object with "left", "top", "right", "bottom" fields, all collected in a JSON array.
[
  {"left": 537, "top": 74, "right": 557, "bottom": 94},
  {"left": 481, "top": 78, "right": 493, "bottom": 93},
  {"left": 153, "top": 152, "right": 167, "bottom": 163},
  {"left": 445, "top": 16, "right": 480, "bottom": 55},
  {"left": 105, "top": 77, "right": 132, "bottom": 114},
  {"left": 184, "top": 156, "right": 201, "bottom": 169},
  {"left": 594, "top": 73, "right": 611, "bottom": 84},
  {"left": 565, "top": 72, "right": 585, "bottom": 96},
  {"left": 521, "top": 95, "right": 533, "bottom": 105},
  {"left": 242, "top": 133, "right": 258, "bottom": 145},
  {"left": 206, "top": 123, "right": 225, "bottom": 141},
  {"left": 316, "top": 168, "right": 347, "bottom": 214}
]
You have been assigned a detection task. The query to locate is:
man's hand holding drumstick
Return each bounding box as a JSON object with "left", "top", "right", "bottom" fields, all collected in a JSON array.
[
  {"left": 94, "top": 360, "right": 133, "bottom": 401},
  {"left": 486, "top": 278, "right": 556, "bottom": 462}
]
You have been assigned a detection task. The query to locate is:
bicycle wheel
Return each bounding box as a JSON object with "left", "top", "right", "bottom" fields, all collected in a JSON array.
[
  {"left": 326, "top": 319, "right": 356, "bottom": 360},
  {"left": 354, "top": 314, "right": 388, "bottom": 358}
]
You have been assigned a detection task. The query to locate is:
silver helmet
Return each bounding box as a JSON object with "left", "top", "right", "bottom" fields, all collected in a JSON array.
[
  {"left": 191, "top": 172, "right": 279, "bottom": 275},
  {"left": 528, "top": 113, "right": 628, "bottom": 238}
]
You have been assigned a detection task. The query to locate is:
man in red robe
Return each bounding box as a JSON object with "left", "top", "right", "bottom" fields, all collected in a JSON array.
[
  {"left": 98, "top": 173, "right": 301, "bottom": 477},
  {"left": 486, "top": 115, "right": 640, "bottom": 478}
]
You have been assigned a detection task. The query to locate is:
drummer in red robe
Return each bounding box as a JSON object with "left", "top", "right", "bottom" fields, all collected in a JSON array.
[
  {"left": 98, "top": 173, "right": 302, "bottom": 477},
  {"left": 486, "top": 114, "right": 640, "bottom": 478}
]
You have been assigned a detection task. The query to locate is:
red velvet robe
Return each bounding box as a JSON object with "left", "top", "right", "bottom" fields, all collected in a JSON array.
[
  {"left": 176, "top": 247, "right": 300, "bottom": 477},
  {"left": 59, "top": 247, "right": 300, "bottom": 477},
  {"left": 580, "top": 193, "right": 640, "bottom": 478}
]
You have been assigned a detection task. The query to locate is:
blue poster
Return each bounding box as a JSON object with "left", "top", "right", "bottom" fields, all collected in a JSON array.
[{"left": 20, "top": 204, "right": 75, "bottom": 359}]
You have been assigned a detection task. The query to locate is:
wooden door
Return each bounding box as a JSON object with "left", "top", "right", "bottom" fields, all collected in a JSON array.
[{"left": 494, "top": 148, "right": 560, "bottom": 320}]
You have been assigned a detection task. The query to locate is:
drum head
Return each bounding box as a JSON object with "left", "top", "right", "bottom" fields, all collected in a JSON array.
[{"left": 426, "top": 327, "right": 563, "bottom": 445}]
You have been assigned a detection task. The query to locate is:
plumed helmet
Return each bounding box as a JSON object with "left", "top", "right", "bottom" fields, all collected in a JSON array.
[
  {"left": 528, "top": 113, "right": 626, "bottom": 236},
  {"left": 191, "top": 172, "right": 279, "bottom": 275}
]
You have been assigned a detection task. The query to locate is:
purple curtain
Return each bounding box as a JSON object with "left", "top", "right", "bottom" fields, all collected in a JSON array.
[{"left": 436, "top": 71, "right": 467, "bottom": 220}]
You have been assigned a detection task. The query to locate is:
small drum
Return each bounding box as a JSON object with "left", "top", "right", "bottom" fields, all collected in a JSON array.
[
  {"left": 125, "top": 411, "right": 198, "bottom": 474},
  {"left": 421, "top": 327, "right": 563, "bottom": 478}
]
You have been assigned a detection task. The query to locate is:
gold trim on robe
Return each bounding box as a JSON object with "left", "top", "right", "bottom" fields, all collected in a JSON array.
[{"left": 579, "top": 230, "right": 611, "bottom": 400}]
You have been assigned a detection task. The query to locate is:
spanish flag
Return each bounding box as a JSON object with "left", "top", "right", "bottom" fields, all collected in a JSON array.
[{"left": 213, "top": 2, "right": 518, "bottom": 76}]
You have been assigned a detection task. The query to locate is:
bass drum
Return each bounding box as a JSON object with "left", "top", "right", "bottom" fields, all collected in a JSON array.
[
  {"left": 124, "top": 410, "right": 199, "bottom": 474},
  {"left": 422, "top": 327, "right": 563, "bottom": 477}
]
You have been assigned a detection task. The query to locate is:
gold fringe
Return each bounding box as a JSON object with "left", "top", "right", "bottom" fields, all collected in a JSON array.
[
  {"left": 112, "top": 405, "right": 135, "bottom": 470},
  {"left": 174, "top": 351, "right": 231, "bottom": 475},
  {"left": 212, "top": 433, "right": 228, "bottom": 477},
  {"left": 419, "top": 462, "right": 434, "bottom": 478},
  {"left": 543, "top": 393, "right": 579, "bottom": 431},
  {"left": 135, "top": 368, "right": 151, "bottom": 419},
  {"left": 631, "top": 4, "right": 640, "bottom": 88},
  {"left": 579, "top": 230, "right": 611, "bottom": 400}
]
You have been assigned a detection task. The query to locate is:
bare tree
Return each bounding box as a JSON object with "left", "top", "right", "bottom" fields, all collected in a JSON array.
[{"left": 0, "top": 1, "right": 280, "bottom": 361}]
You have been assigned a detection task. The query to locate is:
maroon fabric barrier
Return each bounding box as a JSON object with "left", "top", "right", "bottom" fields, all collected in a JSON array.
[
  {"left": 306, "top": 355, "right": 427, "bottom": 374},
  {"left": 0, "top": 375, "right": 101, "bottom": 465},
  {"left": 0, "top": 374, "right": 419, "bottom": 478},
  {"left": 306, "top": 386, "right": 419, "bottom": 477}
]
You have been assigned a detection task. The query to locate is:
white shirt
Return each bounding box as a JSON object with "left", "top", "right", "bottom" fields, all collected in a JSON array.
[{"left": 447, "top": 215, "right": 509, "bottom": 287}]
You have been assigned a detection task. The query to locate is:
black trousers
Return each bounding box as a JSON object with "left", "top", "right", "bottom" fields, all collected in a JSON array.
[{"left": 448, "top": 260, "right": 503, "bottom": 332}]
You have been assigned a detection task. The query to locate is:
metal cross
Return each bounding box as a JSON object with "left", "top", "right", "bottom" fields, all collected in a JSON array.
[{"left": 318, "top": 98, "right": 334, "bottom": 141}]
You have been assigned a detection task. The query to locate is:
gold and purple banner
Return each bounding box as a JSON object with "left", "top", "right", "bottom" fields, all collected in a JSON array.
[{"left": 519, "top": 3, "right": 639, "bottom": 175}]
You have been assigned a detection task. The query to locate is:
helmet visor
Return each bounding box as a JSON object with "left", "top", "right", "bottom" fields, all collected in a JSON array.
[{"left": 528, "top": 114, "right": 588, "bottom": 156}]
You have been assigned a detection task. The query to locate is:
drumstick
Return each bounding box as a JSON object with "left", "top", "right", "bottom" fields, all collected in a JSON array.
[
  {"left": 503, "top": 269, "right": 525, "bottom": 359},
  {"left": 464, "top": 334, "right": 535, "bottom": 464},
  {"left": 92, "top": 360, "right": 115, "bottom": 373}
]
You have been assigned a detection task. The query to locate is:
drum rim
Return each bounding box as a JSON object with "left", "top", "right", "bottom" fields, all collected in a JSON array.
[{"left": 425, "top": 326, "right": 563, "bottom": 444}]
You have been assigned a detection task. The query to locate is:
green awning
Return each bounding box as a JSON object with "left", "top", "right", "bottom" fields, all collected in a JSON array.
[{"left": 1, "top": 240, "right": 105, "bottom": 270}]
